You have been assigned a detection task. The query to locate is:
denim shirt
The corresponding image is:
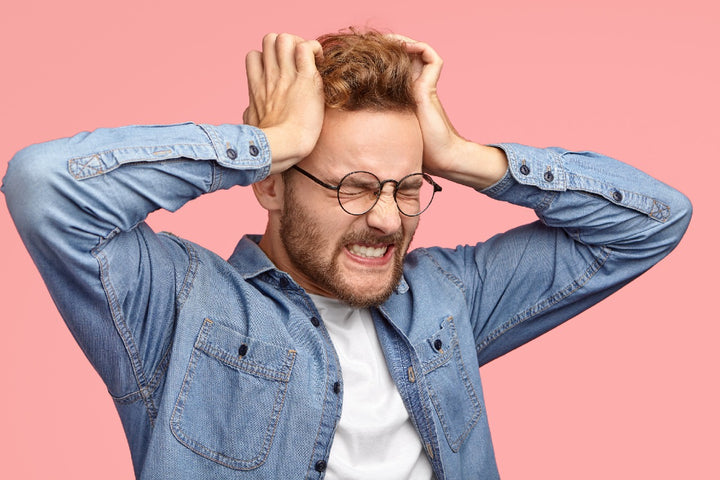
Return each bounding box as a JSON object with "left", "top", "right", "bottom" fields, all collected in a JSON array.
[{"left": 2, "top": 122, "right": 691, "bottom": 479}]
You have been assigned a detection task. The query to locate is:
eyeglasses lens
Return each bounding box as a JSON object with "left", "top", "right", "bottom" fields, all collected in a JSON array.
[{"left": 337, "top": 172, "right": 436, "bottom": 216}]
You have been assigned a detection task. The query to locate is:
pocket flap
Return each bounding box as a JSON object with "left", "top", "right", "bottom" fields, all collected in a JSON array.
[{"left": 196, "top": 319, "right": 295, "bottom": 382}]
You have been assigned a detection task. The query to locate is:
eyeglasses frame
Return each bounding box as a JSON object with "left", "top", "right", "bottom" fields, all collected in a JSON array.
[{"left": 290, "top": 165, "right": 442, "bottom": 217}]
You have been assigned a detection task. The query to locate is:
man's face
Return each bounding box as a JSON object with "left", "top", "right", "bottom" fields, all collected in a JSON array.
[{"left": 278, "top": 108, "right": 423, "bottom": 308}]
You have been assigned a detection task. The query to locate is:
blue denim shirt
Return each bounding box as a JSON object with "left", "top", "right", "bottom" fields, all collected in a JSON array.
[{"left": 2, "top": 122, "right": 691, "bottom": 479}]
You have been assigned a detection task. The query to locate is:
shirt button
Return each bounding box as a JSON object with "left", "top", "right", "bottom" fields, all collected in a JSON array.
[
  {"left": 612, "top": 190, "right": 623, "bottom": 202},
  {"left": 226, "top": 148, "right": 238, "bottom": 160},
  {"left": 433, "top": 339, "right": 443, "bottom": 351},
  {"left": 519, "top": 164, "right": 530, "bottom": 175},
  {"left": 333, "top": 381, "right": 341, "bottom": 394},
  {"left": 279, "top": 277, "right": 289, "bottom": 289},
  {"left": 249, "top": 144, "right": 260, "bottom": 157},
  {"left": 543, "top": 171, "right": 554, "bottom": 182},
  {"left": 238, "top": 343, "right": 248, "bottom": 357},
  {"left": 315, "top": 460, "right": 327, "bottom": 472},
  {"left": 310, "top": 316, "right": 320, "bottom": 327}
]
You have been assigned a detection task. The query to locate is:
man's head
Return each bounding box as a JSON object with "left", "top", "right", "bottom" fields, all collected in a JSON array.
[
  {"left": 316, "top": 29, "right": 417, "bottom": 112},
  {"left": 255, "top": 30, "right": 426, "bottom": 307}
]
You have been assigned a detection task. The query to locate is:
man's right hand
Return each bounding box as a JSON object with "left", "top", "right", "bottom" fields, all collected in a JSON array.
[{"left": 244, "top": 33, "right": 325, "bottom": 175}]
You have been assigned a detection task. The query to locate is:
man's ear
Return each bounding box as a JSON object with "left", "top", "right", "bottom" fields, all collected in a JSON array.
[{"left": 252, "top": 173, "right": 285, "bottom": 212}]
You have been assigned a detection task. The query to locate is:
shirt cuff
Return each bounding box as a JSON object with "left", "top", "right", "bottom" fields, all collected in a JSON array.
[
  {"left": 480, "top": 143, "right": 561, "bottom": 211},
  {"left": 199, "top": 124, "right": 271, "bottom": 183}
]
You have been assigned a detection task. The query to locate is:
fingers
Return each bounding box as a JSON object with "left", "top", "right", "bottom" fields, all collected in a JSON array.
[
  {"left": 386, "top": 33, "right": 443, "bottom": 90},
  {"left": 295, "top": 39, "right": 323, "bottom": 75},
  {"left": 242, "top": 32, "right": 325, "bottom": 164},
  {"left": 259, "top": 32, "right": 320, "bottom": 78},
  {"left": 262, "top": 33, "right": 280, "bottom": 78},
  {"left": 245, "top": 49, "right": 263, "bottom": 84},
  {"left": 246, "top": 33, "right": 321, "bottom": 126},
  {"left": 245, "top": 49, "right": 263, "bottom": 124},
  {"left": 275, "top": 33, "right": 305, "bottom": 74}
]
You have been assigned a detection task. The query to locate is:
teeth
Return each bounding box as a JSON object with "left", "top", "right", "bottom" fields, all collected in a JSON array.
[{"left": 349, "top": 244, "right": 388, "bottom": 258}]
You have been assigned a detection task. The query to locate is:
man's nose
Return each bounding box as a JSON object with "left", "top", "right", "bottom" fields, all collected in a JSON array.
[{"left": 365, "top": 186, "right": 401, "bottom": 234}]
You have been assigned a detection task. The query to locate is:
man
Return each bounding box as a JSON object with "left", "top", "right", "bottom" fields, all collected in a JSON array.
[{"left": 2, "top": 30, "right": 691, "bottom": 479}]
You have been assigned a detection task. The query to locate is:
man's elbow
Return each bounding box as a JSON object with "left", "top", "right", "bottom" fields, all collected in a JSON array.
[
  {"left": 2, "top": 141, "right": 69, "bottom": 234},
  {"left": 658, "top": 188, "right": 693, "bottom": 255}
]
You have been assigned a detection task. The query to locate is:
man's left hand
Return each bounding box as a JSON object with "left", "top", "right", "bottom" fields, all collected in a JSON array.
[{"left": 393, "top": 35, "right": 508, "bottom": 190}]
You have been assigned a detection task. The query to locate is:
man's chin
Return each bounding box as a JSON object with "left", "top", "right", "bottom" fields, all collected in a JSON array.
[
  {"left": 333, "top": 287, "right": 396, "bottom": 309},
  {"left": 329, "top": 272, "right": 401, "bottom": 308}
]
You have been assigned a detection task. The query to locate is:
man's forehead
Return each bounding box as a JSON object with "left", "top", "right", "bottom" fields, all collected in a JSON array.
[{"left": 308, "top": 108, "right": 423, "bottom": 178}]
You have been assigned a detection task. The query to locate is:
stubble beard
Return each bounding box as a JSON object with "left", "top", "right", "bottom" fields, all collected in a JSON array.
[{"left": 279, "top": 184, "right": 411, "bottom": 308}]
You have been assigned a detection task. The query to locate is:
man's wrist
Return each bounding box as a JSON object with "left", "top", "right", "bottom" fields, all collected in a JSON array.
[{"left": 433, "top": 141, "right": 509, "bottom": 191}]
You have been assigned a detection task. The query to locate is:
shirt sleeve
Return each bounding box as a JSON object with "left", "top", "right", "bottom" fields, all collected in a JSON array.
[
  {"left": 425, "top": 143, "right": 692, "bottom": 366},
  {"left": 1, "top": 122, "right": 271, "bottom": 399}
]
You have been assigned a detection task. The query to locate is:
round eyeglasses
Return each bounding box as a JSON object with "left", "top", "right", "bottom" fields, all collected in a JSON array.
[{"left": 291, "top": 166, "right": 442, "bottom": 217}]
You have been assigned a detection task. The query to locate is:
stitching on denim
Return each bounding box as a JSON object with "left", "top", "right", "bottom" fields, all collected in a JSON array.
[
  {"left": 209, "top": 162, "right": 224, "bottom": 192},
  {"left": 68, "top": 143, "right": 209, "bottom": 160},
  {"left": 196, "top": 341, "right": 293, "bottom": 383},
  {"left": 170, "top": 236, "right": 199, "bottom": 312},
  {"left": 92, "top": 247, "right": 158, "bottom": 425},
  {"left": 415, "top": 248, "right": 467, "bottom": 297},
  {"left": 68, "top": 154, "right": 104, "bottom": 179},
  {"left": 445, "top": 320, "right": 483, "bottom": 450},
  {"left": 534, "top": 190, "right": 558, "bottom": 212},
  {"left": 110, "top": 389, "right": 143, "bottom": 404},
  {"left": 422, "top": 317, "right": 482, "bottom": 452},
  {"left": 648, "top": 199, "right": 671, "bottom": 222},
  {"left": 200, "top": 124, "right": 222, "bottom": 159},
  {"left": 415, "top": 370, "right": 441, "bottom": 474},
  {"left": 146, "top": 338, "right": 174, "bottom": 396},
  {"left": 172, "top": 354, "right": 295, "bottom": 470},
  {"left": 567, "top": 172, "right": 670, "bottom": 222},
  {"left": 422, "top": 340, "right": 453, "bottom": 374},
  {"left": 304, "top": 304, "right": 337, "bottom": 480},
  {"left": 170, "top": 319, "right": 297, "bottom": 470},
  {"left": 374, "top": 305, "right": 441, "bottom": 474},
  {"left": 67, "top": 143, "right": 211, "bottom": 179},
  {"left": 476, "top": 245, "right": 612, "bottom": 356}
]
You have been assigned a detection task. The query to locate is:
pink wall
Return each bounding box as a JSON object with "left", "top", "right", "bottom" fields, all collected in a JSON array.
[{"left": 1, "top": 0, "right": 716, "bottom": 478}]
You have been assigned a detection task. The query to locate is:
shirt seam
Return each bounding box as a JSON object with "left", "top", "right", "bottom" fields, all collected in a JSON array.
[
  {"left": 92, "top": 238, "right": 158, "bottom": 425},
  {"left": 475, "top": 245, "right": 612, "bottom": 356}
]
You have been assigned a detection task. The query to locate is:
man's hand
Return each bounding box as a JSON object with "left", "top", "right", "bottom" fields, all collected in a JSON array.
[
  {"left": 245, "top": 33, "right": 325, "bottom": 174},
  {"left": 393, "top": 35, "right": 508, "bottom": 190}
]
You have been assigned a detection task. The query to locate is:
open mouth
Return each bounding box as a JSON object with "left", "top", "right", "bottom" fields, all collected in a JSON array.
[{"left": 348, "top": 243, "right": 389, "bottom": 258}]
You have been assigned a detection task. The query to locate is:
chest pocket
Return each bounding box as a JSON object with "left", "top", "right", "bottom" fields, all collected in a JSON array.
[
  {"left": 170, "top": 318, "right": 296, "bottom": 470},
  {"left": 417, "top": 316, "right": 482, "bottom": 452}
]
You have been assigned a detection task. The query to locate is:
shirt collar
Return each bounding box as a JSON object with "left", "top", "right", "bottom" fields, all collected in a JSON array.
[{"left": 227, "top": 235, "right": 277, "bottom": 279}]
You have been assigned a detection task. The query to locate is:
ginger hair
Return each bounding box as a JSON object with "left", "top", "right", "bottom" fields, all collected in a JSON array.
[{"left": 316, "top": 29, "right": 416, "bottom": 112}]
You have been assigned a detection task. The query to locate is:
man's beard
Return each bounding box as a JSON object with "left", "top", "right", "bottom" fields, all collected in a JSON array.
[{"left": 279, "top": 183, "right": 411, "bottom": 308}]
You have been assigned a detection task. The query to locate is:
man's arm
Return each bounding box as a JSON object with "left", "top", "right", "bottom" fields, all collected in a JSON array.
[
  {"left": 400, "top": 37, "right": 692, "bottom": 364},
  {"left": 1, "top": 34, "right": 324, "bottom": 397}
]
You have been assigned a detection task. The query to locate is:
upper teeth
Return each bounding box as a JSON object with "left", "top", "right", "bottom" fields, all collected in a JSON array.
[{"left": 350, "top": 244, "right": 387, "bottom": 258}]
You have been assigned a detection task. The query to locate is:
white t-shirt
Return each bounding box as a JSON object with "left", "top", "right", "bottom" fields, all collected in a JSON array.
[{"left": 309, "top": 294, "right": 434, "bottom": 480}]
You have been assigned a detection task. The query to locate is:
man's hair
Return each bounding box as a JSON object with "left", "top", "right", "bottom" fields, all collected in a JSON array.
[{"left": 316, "top": 29, "right": 416, "bottom": 111}]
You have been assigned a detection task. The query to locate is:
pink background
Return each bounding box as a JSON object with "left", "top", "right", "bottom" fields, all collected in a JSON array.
[{"left": 1, "top": 0, "right": 717, "bottom": 478}]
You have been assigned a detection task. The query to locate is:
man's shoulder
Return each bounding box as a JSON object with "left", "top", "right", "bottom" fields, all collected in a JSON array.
[{"left": 403, "top": 244, "right": 477, "bottom": 292}]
